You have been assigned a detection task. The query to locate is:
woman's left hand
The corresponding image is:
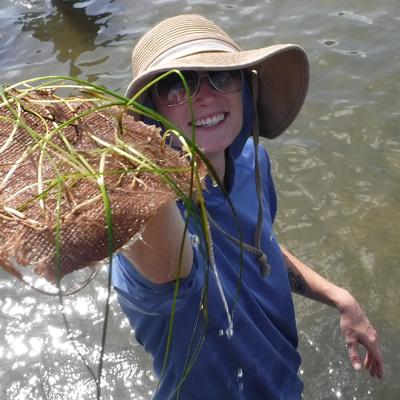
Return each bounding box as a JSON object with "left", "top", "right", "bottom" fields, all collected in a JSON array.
[
  {"left": 339, "top": 291, "right": 384, "bottom": 379},
  {"left": 280, "top": 247, "right": 384, "bottom": 378}
]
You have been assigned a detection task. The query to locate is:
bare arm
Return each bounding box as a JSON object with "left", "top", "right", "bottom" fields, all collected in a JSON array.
[
  {"left": 281, "top": 246, "right": 384, "bottom": 379},
  {"left": 121, "top": 200, "right": 193, "bottom": 284}
]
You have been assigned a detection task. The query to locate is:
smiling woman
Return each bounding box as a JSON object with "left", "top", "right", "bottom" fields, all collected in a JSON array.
[
  {"left": 112, "top": 13, "right": 383, "bottom": 400},
  {"left": 1, "top": 1, "right": 398, "bottom": 399}
]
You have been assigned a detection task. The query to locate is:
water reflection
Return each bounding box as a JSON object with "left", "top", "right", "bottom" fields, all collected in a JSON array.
[
  {"left": 0, "top": 275, "right": 156, "bottom": 399},
  {"left": 20, "top": 0, "right": 113, "bottom": 76}
]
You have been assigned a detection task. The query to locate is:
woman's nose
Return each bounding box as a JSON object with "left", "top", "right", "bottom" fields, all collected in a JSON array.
[{"left": 193, "top": 76, "right": 216, "bottom": 102}]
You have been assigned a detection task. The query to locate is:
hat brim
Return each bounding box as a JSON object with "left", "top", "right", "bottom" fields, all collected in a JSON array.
[{"left": 125, "top": 44, "right": 309, "bottom": 139}]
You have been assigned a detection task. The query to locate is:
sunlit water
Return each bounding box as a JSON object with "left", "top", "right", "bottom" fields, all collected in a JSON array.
[{"left": 1, "top": 0, "right": 399, "bottom": 399}]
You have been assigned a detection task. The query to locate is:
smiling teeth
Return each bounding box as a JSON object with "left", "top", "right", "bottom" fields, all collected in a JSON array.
[{"left": 194, "top": 113, "right": 225, "bottom": 127}]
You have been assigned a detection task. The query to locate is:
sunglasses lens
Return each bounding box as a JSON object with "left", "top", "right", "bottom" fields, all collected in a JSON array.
[
  {"left": 209, "top": 70, "right": 242, "bottom": 93},
  {"left": 156, "top": 71, "right": 198, "bottom": 106}
]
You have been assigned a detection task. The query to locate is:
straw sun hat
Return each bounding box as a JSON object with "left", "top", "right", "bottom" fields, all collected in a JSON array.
[{"left": 126, "top": 14, "right": 309, "bottom": 139}]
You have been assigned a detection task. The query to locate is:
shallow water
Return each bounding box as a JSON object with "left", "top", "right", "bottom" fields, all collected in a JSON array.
[{"left": 1, "top": 0, "right": 399, "bottom": 399}]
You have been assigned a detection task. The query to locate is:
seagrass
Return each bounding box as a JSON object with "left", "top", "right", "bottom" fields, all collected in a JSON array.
[{"left": 0, "top": 89, "right": 197, "bottom": 282}]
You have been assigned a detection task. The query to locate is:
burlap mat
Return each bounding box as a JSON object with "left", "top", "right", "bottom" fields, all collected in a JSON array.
[{"left": 0, "top": 89, "right": 201, "bottom": 283}]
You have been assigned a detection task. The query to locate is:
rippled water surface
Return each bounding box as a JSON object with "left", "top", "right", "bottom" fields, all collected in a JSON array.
[{"left": 1, "top": 0, "right": 399, "bottom": 399}]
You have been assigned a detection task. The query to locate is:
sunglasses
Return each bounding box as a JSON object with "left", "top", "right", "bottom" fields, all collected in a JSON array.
[{"left": 153, "top": 70, "right": 243, "bottom": 107}]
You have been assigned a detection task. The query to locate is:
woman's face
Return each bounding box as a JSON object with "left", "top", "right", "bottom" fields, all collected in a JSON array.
[{"left": 152, "top": 71, "right": 243, "bottom": 157}]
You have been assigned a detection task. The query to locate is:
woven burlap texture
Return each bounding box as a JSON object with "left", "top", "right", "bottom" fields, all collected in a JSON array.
[{"left": 0, "top": 90, "right": 197, "bottom": 282}]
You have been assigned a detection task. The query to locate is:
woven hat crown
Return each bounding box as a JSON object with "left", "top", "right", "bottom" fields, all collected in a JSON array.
[{"left": 132, "top": 14, "right": 241, "bottom": 77}]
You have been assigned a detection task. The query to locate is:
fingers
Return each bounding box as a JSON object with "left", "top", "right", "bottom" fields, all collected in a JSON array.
[
  {"left": 364, "top": 350, "right": 372, "bottom": 370},
  {"left": 346, "top": 341, "right": 362, "bottom": 371},
  {"left": 371, "top": 359, "right": 379, "bottom": 378},
  {"left": 376, "top": 359, "right": 384, "bottom": 379},
  {"left": 362, "top": 331, "right": 384, "bottom": 379},
  {"left": 349, "top": 346, "right": 384, "bottom": 379},
  {"left": 339, "top": 299, "right": 384, "bottom": 380},
  {"left": 368, "top": 353, "right": 384, "bottom": 379},
  {"left": 368, "top": 358, "right": 381, "bottom": 378}
]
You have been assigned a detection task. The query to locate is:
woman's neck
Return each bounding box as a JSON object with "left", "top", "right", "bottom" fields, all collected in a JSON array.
[{"left": 206, "top": 151, "right": 225, "bottom": 182}]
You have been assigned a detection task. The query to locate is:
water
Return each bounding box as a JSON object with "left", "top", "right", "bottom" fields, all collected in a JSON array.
[{"left": 1, "top": 0, "right": 399, "bottom": 399}]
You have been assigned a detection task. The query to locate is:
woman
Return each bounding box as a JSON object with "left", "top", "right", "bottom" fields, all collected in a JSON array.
[{"left": 112, "top": 14, "right": 383, "bottom": 399}]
